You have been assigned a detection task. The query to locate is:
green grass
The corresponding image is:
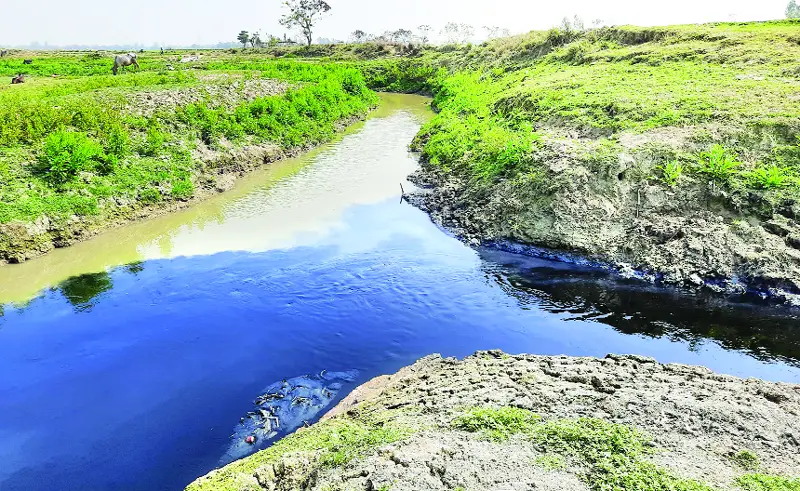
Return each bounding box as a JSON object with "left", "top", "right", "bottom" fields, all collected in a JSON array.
[
  {"left": 452, "top": 406, "right": 541, "bottom": 441},
  {"left": 0, "top": 61, "right": 376, "bottom": 233},
  {"left": 186, "top": 416, "right": 413, "bottom": 491},
  {"left": 736, "top": 474, "right": 800, "bottom": 491},
  {"left": 452, "top": 407, "right": 716, "bottom": 491}
]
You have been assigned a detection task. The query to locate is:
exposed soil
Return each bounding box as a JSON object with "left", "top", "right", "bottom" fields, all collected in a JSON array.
[
  {"left": 188, "top": 351, "right": 800, "bottom": 490},
  {"left": 407, "top": 132, "right": 800, "bottom": 305},
  {"left": 122, "top": 77, "right": 293, "bottom": 117}
]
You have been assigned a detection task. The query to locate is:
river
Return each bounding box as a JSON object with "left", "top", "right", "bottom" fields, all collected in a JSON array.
[{"left": 0, "top": 94, "right": 799, "bottom": 491}]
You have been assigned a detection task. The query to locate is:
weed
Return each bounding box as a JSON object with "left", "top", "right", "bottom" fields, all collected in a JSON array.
[
  {"left": 451, "top": 406, "right": 541, "bottom": 441},
  {"left": 533, "top": 454, "right": 566, "bottom": 471},
  {"left": 697, "top": 144, "right": 741, "bottom": 182},
  {"left": 736, "top": 474, "right": 800, "bottom": 491},
  {"left": 730, "top": 450, "right": 760, "bottom": 471},
  {"left": 746, "top": 164, "right": 794, "bottom": 189},
  {"left": 38, "top": 130, "right": 106, "bottom": 185},
  {"left": 659, "top": 160, "right": 684, "bottom": 186}
]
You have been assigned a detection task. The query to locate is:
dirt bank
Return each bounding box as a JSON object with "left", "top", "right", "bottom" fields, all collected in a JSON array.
[
  {"left": 187, "top": 351, "right": 800, "bottom": 491},
  {"left": 407, "top": 140, "right": 800, "bottom": 305},
  {"left": 0, "top": 113, "right": 364, "bottom": 265}
]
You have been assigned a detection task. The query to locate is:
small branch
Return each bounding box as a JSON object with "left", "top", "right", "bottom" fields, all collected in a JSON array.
[{"left": 399, "top": 182, "right": 406, "bottom": 204}]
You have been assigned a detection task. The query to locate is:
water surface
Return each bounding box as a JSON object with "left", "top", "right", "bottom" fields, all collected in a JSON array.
[{"left": 1, "top": 94, "right": 799, "bottom": 491}]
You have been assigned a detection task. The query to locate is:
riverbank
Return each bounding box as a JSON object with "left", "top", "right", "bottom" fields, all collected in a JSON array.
[
  {"left": 187, "top": 350, "right": 800, "bottom": 491},
  {"left": 0, "top": 63, "right": 377, "bottom": 263},
  {"left": 401, "top": 21, "right": 800, "bottom": 304}
]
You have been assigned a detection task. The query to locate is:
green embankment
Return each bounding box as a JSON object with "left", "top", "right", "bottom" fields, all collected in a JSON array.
[
  {"left": 0, "top": 59, "right": 377, "bottom": 261},
  {"left": 3, "top": 20, "right": 800, "bottom": 286}
]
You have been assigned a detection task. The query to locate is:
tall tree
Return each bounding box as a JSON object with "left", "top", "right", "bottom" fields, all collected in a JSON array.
[
  {"left": 351, "top": 30, "right": 367, "bottom": 43},
  {"left": 250, "top": 30, "right": 263, "bottom": 48},
  {"left": 788, "top": 0, "right": 800, "bottom": 18},
  {"left": 279, "top": 0, "right": 331, "bottom": 47},
  {"left": 441, "top": 22, "right": 461, "bottom": 43},
  {"left": 237, "top": 30, "right": 250, "bottom": 49},
  {"left": 418, "top": 25, "right": 432, "bottom": 44}
]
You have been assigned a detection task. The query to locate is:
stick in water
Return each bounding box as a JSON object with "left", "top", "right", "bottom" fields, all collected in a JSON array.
[{"left": 399, "top": 183, "right": 405, "bottom": 204}]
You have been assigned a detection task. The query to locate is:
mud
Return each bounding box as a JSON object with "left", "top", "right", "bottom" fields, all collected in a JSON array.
[
  {"left": 188, "top": 351, "right": 800, "bottom": 490},
  {"left": 407, "top": 134, "right": 800, "bottom": 304}
]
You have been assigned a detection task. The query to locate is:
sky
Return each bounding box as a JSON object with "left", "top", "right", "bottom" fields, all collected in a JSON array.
[{"left": 0, "top": 0, "right": 791, "bottom": 47}]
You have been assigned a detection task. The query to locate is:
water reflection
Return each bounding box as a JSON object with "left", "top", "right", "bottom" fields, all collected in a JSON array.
[
  {"left": 57, "top": 271, "right": 114, "bottom": 312},
  {"left": 480, "top": 249, "right": 800, "bottom": 366},
  {"left": 0, "top": 94, "right": 433, "bottom": 305}
]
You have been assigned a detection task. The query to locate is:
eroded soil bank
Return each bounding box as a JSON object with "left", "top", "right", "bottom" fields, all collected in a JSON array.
[
  {"left": 187, "top": 351, "right": 800, "bottom": 491},
  {"left": 408, "top": 161, "right": 800, "bottom": 305}
]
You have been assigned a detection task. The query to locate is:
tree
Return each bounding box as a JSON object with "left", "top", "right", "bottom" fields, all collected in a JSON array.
[
  {"left": 418, "top": 25, "right": 432, "bottom": 44},
  {"left": 351, "top": 30, "right": 368, "bottom": 43},
  {"left": 459, "top": 24, "right": 475, "bottom": 43},
  {"left": 250, "top": 30, "right": 263, "bottom": 48},
  {"left": 237, "top": 30, "right": 250, "bottom": 49},
  {"left": 788, "top": 0, "right": 800, "bottom": 18},
  {"left": 441, "top": 22, "right": 461, "bottom": 43},
  {"left": 392, "top": 29, "right": 413, "bottom": 44},
  {"left": 279, "top": 0, "right": 331, "bottom": 47},
  {"left": 483, "top": 26, "right": 511, "bottom": 40}
]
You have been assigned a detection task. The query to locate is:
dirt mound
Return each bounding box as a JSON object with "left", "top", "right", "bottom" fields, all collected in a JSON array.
[{"left": 187, "top": 351, "right": 800, "bottom": 491}]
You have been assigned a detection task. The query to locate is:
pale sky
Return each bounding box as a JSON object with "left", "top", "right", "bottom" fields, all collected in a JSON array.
[{"left": 0, "top": 0, "right": 790, "bottom": 47}]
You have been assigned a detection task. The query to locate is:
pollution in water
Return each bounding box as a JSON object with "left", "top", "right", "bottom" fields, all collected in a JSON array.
[{"left": 220, "top": 370, "right": 359, "bottom": 465}]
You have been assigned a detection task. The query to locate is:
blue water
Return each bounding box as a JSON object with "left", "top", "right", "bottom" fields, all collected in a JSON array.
[{"left": 1, "top": 96, "right": 799, "bottom": 491}]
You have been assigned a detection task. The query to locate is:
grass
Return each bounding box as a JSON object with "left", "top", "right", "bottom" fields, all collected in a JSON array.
[
  {"left": 736, "top": 474, "right": 800, "bottom": 491},
  {"left": 186, "top": 416, "right": 413, "bottom": 491},
  {"left": 452, "top": 407, "right": 716, "bottom": 491},
  {"left": 0, "top": 60, "right": 376, "bottom": 239},
  {"left": 452, "top": 406, "right": 541, "bottom": 441}
]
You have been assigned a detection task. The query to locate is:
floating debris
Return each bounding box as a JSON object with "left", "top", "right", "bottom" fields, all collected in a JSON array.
[{"left": 220, "top": 369, "right": 358, "bottom": 465}]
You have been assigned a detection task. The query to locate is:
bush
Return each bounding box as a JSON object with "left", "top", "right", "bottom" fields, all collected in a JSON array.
[{"left": 38, "top": 130, "right": 106, "bottom": 185}]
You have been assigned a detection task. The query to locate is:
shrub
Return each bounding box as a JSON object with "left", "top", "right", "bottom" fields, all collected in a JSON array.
[
  {"left": 730, "top": 449, "right": 760, "bottom": 471},
  {"left": 38, "top": 130, "right": 105, "bottom": 185}
]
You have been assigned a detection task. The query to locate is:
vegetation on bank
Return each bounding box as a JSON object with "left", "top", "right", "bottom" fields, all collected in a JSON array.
[
  {"left": 453, "top": 406, "right": 800, "bottom": 491},
  {"left": 186, "top": 408, "right": 415, "bottom": 491},
  {"left": 411, "top": 20, "right": 800, "bottom": 211},
  {"left": 0, "top": 61, "right": 376, "bottom": 244}
]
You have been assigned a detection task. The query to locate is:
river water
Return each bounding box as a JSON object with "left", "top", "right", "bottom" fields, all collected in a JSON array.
[{"left": 1, "top": 94, "right": 799, "bottom": 491}]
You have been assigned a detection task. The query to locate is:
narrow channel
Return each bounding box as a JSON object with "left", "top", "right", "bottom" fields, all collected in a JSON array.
[{"left": 0, "top": 94, "right": 798, "bottom": 491}]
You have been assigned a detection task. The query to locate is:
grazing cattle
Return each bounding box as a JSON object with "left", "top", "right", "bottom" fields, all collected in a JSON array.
[
  {"left": 112, "top": 53, "right": 139, "bottom": 75},
  {"left": 11, "top": 74, "right": 25, "bottom": 84},
  {"left": 22, "top": 59, "right": 33, "bottom": 64},
  {"left": 0, "top": 50, "right": 8, "bottom": 57}
]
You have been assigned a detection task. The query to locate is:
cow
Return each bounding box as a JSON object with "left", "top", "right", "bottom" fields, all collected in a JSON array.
[
  {"left": 112, "top": 53, "right": 139, "bottom": 75},
  {"left": 22, "top": 59, "right": 33, "bottom": 64},
  {"left": 0, "top": 50, "right": 8, "bottom": 57},
  {"left": 11, "top": 74, "right": 25, "bottom": 84}
]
